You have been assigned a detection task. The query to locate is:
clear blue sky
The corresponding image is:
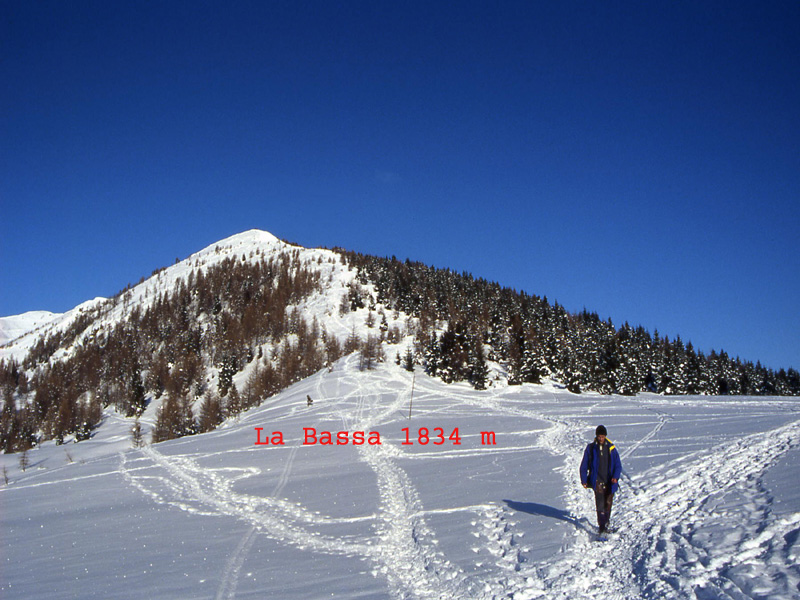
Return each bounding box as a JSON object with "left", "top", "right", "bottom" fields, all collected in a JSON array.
[{"left": 2, "top": 1, "right": 798, "bottom": 371}]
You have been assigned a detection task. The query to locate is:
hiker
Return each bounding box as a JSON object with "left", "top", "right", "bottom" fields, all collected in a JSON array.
[{"left": 579, "top": 425, "right": 622, "bottom": 534}]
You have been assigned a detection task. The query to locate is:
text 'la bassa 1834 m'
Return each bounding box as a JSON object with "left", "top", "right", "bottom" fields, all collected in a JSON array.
[{"left": 253, "top": 427, "right": 497, "bottom": 446}]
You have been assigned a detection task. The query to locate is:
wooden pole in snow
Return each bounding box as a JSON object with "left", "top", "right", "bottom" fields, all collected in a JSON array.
[{"left": 408, "top": 372, "right": 416, "bottom": 420}]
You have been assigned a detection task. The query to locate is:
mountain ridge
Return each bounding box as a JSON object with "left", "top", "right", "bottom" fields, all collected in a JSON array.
[
  {"left": 1, "top": 229, "right": 399, "bottom": 451},
  {"left": 0, "top": 311, "right": 60, "bottom": 346}
]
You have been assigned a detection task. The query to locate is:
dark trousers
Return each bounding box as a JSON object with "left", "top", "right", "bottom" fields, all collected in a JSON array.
[{"left": 594, "top": 481, "right": 614, "bottom": 531}]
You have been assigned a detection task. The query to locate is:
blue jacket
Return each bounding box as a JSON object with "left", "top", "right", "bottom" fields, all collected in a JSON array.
[{"left": 580, "top": 439, "right": 622, "bottom": 494}]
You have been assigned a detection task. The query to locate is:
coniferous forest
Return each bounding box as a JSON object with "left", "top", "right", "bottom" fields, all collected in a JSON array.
[
  {"left": 1, "top": 241, "right": 798, "bottom": 455},
  {"left": 338, "top": 250, "right": 800, "bottom": 397}
]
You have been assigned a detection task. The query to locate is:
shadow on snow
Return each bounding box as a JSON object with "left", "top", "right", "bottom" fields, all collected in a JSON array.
[{"left": 503, "top": 499, "right": 593, "bottom": 535}]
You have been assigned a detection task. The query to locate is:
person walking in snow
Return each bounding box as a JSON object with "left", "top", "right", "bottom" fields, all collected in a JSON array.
[{"left": 579, "top": 425, "right": 622, "bottom": 535}]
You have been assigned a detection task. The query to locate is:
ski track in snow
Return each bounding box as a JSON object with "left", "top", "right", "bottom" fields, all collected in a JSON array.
[
  {"left": 215, "top": 525, "right": 258, "bottom": 600},
  {"left": 119, "top": 442, "right": 375, "bottom": 553},
  {"left": 215, "top": 425, "right": 304, "bottom": 600},
  {"left": 118, "top": 357, "right": 800, "bottom": 600},
  {"left": 620, "top": 407, "right": 672, "bottom": 462}
]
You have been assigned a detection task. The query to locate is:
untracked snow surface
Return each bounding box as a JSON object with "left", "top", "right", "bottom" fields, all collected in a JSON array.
[
  {"left": 0, "top": 311, "right": 60, "bottom": 347},
  {"left": 2, "top": 358, "right": 799, "bottom": 600}
]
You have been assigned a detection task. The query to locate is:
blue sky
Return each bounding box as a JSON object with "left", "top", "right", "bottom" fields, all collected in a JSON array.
[{"left": 2, "top": 1, "right": 798, "bottom": 371}]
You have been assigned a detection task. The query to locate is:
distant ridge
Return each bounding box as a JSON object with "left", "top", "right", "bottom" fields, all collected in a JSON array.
[{"left": 0, "top": 311, "right": 59, "bottom": 346}]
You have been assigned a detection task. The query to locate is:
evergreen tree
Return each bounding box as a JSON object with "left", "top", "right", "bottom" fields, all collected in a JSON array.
[
  {"left": 423, "top": 333, "right": 440, "bottom": 378},
  {"left": 344, "top": 327, "right": 361, "bottom": 355},
  {"left": 403, "top": 346, "right": 415, "bottom": 372},
  {"left": 218, "top": 354, "right": 237, "bottom": 397},
  {"left": 151, "top": 394, "right": 195, "bottom": 443},
  {"left": 359, "top": 335, "right": 383, "bottom": 371},
  {"left": 379, "top": 312, "right": 389, "bottom": 340},
  {"left": 19, "top": 448, "right": 30, "bottom": 472},
  {"left": 127, "top": 367, "right": 147, "bottom": 417},
  {"left": 198, "top": 391, "right": 224, "bottom": 433},
  {"left": 468, "top": 339, "right": 489, "bottom": 390},
  {"left": 226, "top": 385, "right": 243, "bottom": 418}
]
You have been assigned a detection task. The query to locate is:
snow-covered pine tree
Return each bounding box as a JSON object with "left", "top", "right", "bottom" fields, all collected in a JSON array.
[{"left": 469, "top": 339, "right": 489, "bottom": 390}]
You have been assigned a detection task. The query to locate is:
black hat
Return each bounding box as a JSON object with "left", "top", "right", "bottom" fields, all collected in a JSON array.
[{"left": 595, "top": 425, "right": 607, "bottom": 436}]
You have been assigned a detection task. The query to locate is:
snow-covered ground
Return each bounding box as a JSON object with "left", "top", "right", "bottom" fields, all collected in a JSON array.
[
  {"left": 0, "top": 311, "right": 60, "bottom": 347},
  {"left": 2, "top": 356, "right": 799, "bottom": 600}
]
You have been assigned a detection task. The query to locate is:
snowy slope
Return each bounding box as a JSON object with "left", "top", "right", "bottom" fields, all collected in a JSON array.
[
  {"left": 0, "top": 310, "right": 60, "bottom": 347},
  {"left": 0, "top": 229, "right": 385, "bottom": 430},
  {"left": 2, "top": 356, "right": 799, "bottom": 600},
  {"left": 0, "top": 229, "right": 361, "bottom": 365}
]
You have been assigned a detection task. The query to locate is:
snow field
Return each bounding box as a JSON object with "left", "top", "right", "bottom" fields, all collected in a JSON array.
[{"left": 3, "top": 355, "right": 799, "bottom": 599}]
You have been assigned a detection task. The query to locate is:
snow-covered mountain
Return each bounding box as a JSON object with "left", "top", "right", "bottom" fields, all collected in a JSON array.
[
  {"left": 2, "top": 229, "right": 799, "bottom": 599},
  {"left": 0, "top": 310, "right": 60, "bottom": 346},
  {"left": 1, "top": 228, "right": 404, "bottom": 448},
  {"left": 0, "top": 229, "right": 335, "bottom": 364}
]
